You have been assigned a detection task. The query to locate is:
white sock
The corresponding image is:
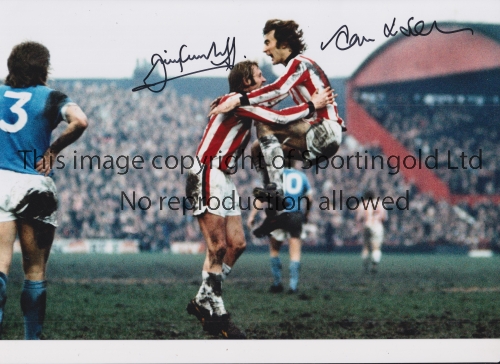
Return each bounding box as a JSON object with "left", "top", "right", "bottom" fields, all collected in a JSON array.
[
  {"left": 259, "top": 135, "right": 284, "bottom": 191},
  {"left": 195, "top": 271, "right": 227, "bottom": 316}
]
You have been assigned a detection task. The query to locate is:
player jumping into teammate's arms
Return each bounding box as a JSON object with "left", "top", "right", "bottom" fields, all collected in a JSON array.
[
  {"left": 185, "top": 60, "right": 332, "bottom": 339},
  {"left": 210, "top": 19, "right": 345, "bottom": 233},
  {"left": 0, "top": 42, "right": 88, "bottom": 339},
  {"left": 248, "top": 160, "right": 312, "bottom": 294}
]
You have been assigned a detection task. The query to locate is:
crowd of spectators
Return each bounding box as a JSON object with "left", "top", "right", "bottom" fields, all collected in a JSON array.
[
  {"left": 356, "top": 91, "right": 500, "bottom": 195},
  {"left": 45, "top": 80, "right": 499, "bottom": 251}
]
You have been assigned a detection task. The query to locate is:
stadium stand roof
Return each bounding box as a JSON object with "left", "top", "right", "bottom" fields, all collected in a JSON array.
[
  {"left": 350, "top": 22, "right": 500, "bottom": 87},
  {"left": 346, "top": 22, "right": 500, "bottom": 202}
]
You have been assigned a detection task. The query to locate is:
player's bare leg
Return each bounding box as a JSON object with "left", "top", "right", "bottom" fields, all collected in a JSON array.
[
  {"left": 288, "top": 237, "right": 302, "bottom": 293},
  {"left": 18, "top": 220, "right": 54, "bottom": 280},
  {"left": 288, "top": 237, "right": 302, "bottom": 262},
  {"left": 17, "top": 220, "right": 55, "bottom": 340},
  {"left": 0, "top": 221, "right": 16, "bottom": 275},
  {"left": 361, "top": 239, "right": 371, "bottom": 274},
  {"left": 0, "top": 221, "right": 17, "bottom": 338},
  {"left": 218, "top": 215, "right": 247, "bottom": 339},
  {"left": 188, "top": 212, "right": 246, "bottom": 339},
  {"left": 270, "top": 237, "right": 282, "bottom": 258},
  {"left": 195, "top": 212, "right": 228, "bottom": 317},
  {"left": 221, "top": 215, "right": 247, "bottom": 279},
  {"left": 269, "top": 237, "right": 284, "bottom": 293},
  {"left": 361, "top": 249, "right": 371, "bottom": 273},
  {"left": 370, "top": 241, "right": 382, "bottom": 274}
]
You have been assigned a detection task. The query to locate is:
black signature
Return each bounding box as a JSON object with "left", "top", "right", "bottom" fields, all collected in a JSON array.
[
  {"left": 321, "top": 25, "right": 375, "bottom": 51},
  {"left": 132, "top": 37, "right": 236, "bottom": 93},
  {"left": 322, "top": 17, "right": 474, "bottom": 51},
  {"left": 384, "top": 17, "right": 474, "bottom": 37}
]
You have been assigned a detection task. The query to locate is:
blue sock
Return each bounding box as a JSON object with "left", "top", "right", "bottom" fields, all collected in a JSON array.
[
  {"left": 0, "top": 272, "right": 7, "bottom": 335},
  {"left": 289, "top": 261, "right": 301, "bottom": 291},
  {"left": 270, "top": 257, "right": 282, "bottom": 286},
  {"left": 21, "top": 280, "right": 47, "bottom": 340}
]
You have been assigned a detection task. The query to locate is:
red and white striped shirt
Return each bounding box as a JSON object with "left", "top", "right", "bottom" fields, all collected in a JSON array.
[
  {"left": 242, "top": 54, "right": 345, "bottom": 129},
  {"left": 196, "top": 93, "right": 313, "bottom": 172},
  {"left": 357, "top": 204, "right": 387, "bottom": 230}
]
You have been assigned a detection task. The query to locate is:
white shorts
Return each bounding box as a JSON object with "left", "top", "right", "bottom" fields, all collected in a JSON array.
[
  {"left": 363, "top": 224, "right": 384, "bottom": 249},
  {"left": 0, "top": 169, "right": 58, "bottom": 226},
  {"left": 185, "top": 165, "right": 241, "bottom": 218}
]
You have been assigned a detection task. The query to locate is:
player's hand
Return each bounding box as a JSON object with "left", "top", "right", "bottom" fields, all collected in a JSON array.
[
  {"left": 208, "top": 95, "right": 240, "bottom": 117},
  {"left": 36, "top": 148, "right": 58, "bottom": 176},
  {"left": 247, "top": 216, "right": 255, "bottom": 229},
  {"left": 310, "top": 87, "right": 335, "bottom": 110},
  {"left": 209, "top": 96, "right": 223, "bottom": 112}
]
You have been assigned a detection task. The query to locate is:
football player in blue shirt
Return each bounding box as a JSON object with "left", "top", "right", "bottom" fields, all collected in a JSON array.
[
  {"left": 0, "top": 41, "right": 88, "bottom": 339},
  {"left": 248, "top": 160, "right": 312, "bottom": 294}
]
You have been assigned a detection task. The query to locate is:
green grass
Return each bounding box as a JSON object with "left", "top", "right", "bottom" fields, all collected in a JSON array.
[{"left": 2, "top": 252, "right": 500, "bottom": 339}]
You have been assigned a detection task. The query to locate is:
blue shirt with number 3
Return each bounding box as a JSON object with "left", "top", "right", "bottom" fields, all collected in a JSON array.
[{"left": 0, "top": 85, "right": 71, "bottom": 175}]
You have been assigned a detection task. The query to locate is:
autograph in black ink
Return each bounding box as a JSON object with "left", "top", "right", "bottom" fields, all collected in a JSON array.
[
  {"left": 321, "top": 25, "right": 375, "bottom": 51},
  {"left": 132, "top": 37, "right": 236, "bottom": 93},
  {"left": 322, "top": 17, "right": 473, "bottom": 51},
  {"left": 384, "top": 17, "right": 474, "bottom": 38}
]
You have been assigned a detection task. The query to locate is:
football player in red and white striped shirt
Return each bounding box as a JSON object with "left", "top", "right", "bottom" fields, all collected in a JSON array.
[
  {"left": 210, "top": 19, "right": 345, "bottom": 211},
  {"left": 356, "top": 191, "right": 388, "bottom": 274},
  {"left": 186, "top": 60, "right": 333, "bottom": 339}
]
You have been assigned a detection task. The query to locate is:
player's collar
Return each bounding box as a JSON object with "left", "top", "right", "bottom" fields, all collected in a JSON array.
[{"left": 284, "top": 52, "right": 300, "bottom": 66}]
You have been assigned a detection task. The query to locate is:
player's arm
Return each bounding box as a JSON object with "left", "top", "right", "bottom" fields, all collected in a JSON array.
[
  {"left": 234, "top": 87, "right": 333, "bottom": 124},
  {"left": 247, "top": 199, "right": 264, "bottom": 229},
  {"left": 235, "top": 103, "right": 311, "bottom": 125},
  {"left": 36, "top": 104, "right": 88, "bottom": 175},
  {"left": 243, "top": 59, "right": 306, "bottom": 106},
  {"left": 242, "top": 60, "right": 337, "bottom": 107},
  {"left": 209, "top": 59, "right": 309, "bottom": 116},
  {"left": 209, "top": 96, "right": 223, "bottom": 112}
]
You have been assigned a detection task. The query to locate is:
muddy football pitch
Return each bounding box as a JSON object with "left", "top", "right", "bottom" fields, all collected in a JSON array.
[{"left": 1, "top": 252, "right": 499, "bottom": 340}]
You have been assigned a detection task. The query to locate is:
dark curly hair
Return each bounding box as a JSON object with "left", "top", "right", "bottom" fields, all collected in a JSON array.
[
  {"left": 263, "top": 19, "right": 307, "bottom": 54},
  {"left": 5, "top": 41, "right": 50, "bottom": 88},
  {"left": 363, "top": 190, "right": 375, "bottom": 200},
  {"left": 228, "top": 60, "right": 259, "bottom": 93}
]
